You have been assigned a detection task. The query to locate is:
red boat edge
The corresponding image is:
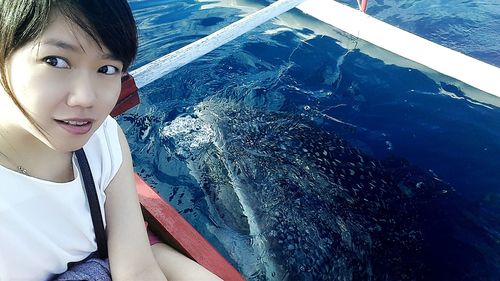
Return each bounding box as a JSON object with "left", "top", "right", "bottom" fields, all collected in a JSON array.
[
  {"left": 135, "top": 175, "right": 245, "bottom": 281},
  {"left": 113, "top": 74, "right": 245, "bottom": 280},
  {"left": 110, "top": 74, "right": 140, "bottom": 117}
]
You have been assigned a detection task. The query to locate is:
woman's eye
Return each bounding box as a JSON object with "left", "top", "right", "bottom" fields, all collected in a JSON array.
[
  {"left": 98, "top": 65, "right": 119, "bottom": 75},
  {"left": 44, "top": 57, "right": 70, "bottom": 69}
]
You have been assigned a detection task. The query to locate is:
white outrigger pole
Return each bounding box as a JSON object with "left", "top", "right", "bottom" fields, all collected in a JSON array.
[
  {"left": 296, "top": 0, "right": 500, "bottom": 98},
  {"left": 130, "top": 0, "right": 500, "bottom": 98}
]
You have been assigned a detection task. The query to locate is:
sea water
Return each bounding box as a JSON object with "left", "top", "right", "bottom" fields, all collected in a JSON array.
[{"left": 122, "top": 0, "right": 500, "bottom": 280}]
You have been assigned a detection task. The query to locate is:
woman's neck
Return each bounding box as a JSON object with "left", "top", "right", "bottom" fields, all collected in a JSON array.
[{"left": 0, "top": 119, "right": 74, "bottom": 183}]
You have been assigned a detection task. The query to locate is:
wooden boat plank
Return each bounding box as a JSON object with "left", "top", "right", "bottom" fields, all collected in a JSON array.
[{"left": 134, "top": 174, "right": 245, "bottom": 281}]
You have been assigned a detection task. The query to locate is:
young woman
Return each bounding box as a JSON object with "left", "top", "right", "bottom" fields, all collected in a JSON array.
[{"left": 0, "top": 1, "right": 221, "bottom": 280}]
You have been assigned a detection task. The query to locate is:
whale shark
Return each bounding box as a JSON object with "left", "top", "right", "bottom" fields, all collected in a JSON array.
[{"left": 122, "top": 97, "right": 499, "bottom": 281}]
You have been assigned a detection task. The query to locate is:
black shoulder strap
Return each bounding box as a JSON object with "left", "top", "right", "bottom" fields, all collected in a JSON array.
[{"left": 75, "top": 148, "right": 108, "bottom": 259}]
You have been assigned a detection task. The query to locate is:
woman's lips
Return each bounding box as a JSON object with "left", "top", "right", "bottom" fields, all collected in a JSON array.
[{"left": 56, "top": 119, "right": 93, "bottom": 135}]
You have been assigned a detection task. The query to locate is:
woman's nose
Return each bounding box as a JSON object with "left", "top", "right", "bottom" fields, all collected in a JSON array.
[{"left": 66, "top": 72, "right": 97, "bottom": 108}]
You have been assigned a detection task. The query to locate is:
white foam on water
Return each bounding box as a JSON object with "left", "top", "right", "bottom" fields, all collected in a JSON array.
[{"left": 161, "top": 115, "right": 215, "bottom": 157}]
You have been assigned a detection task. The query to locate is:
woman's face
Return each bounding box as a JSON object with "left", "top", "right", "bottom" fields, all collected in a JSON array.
[{"left": 4, "top": 13, "right": 123, "bottom": 152}]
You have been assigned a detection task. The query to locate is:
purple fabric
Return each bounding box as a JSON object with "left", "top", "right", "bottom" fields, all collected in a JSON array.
[{"left": 52, "top": 253, "right": 110, "bottom": 281}]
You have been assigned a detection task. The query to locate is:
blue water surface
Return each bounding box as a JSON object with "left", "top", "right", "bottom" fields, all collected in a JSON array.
[{"left": 122, "top": 0, "right": 500, "bottom": 280}]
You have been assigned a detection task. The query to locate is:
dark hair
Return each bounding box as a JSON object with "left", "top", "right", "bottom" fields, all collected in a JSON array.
[{"left": 0, "top": 0, "right": 138, "bottom": 125}]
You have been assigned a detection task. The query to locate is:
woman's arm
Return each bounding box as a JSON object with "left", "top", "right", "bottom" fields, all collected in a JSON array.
[{"left": 104, "top": 125, "right": 167, "bottom": 281}]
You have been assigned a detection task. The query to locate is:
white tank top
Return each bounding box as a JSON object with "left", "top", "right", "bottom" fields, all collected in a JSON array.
[{"left": 0, "top": 116, "right": 123, "bottom": 281}]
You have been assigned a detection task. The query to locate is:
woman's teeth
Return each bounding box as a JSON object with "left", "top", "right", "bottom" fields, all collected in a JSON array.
[{"left": 63, "top": 120, "right": 89, "bottom": 126}]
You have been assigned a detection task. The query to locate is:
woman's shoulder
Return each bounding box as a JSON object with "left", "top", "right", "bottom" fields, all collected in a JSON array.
[
  {"left": 85, "top": 116, "right": 120, "bottom": 148},
  {"left": 93, "top": 116, "right": 119, "bottom": 138},
  {"left": 83, "top": 116, "right": 123, "bottom": 190}
]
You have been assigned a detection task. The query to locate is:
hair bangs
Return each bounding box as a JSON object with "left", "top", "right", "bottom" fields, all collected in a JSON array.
[{"left": 54, "top": 0, "right": 138, "bottom": 71}]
